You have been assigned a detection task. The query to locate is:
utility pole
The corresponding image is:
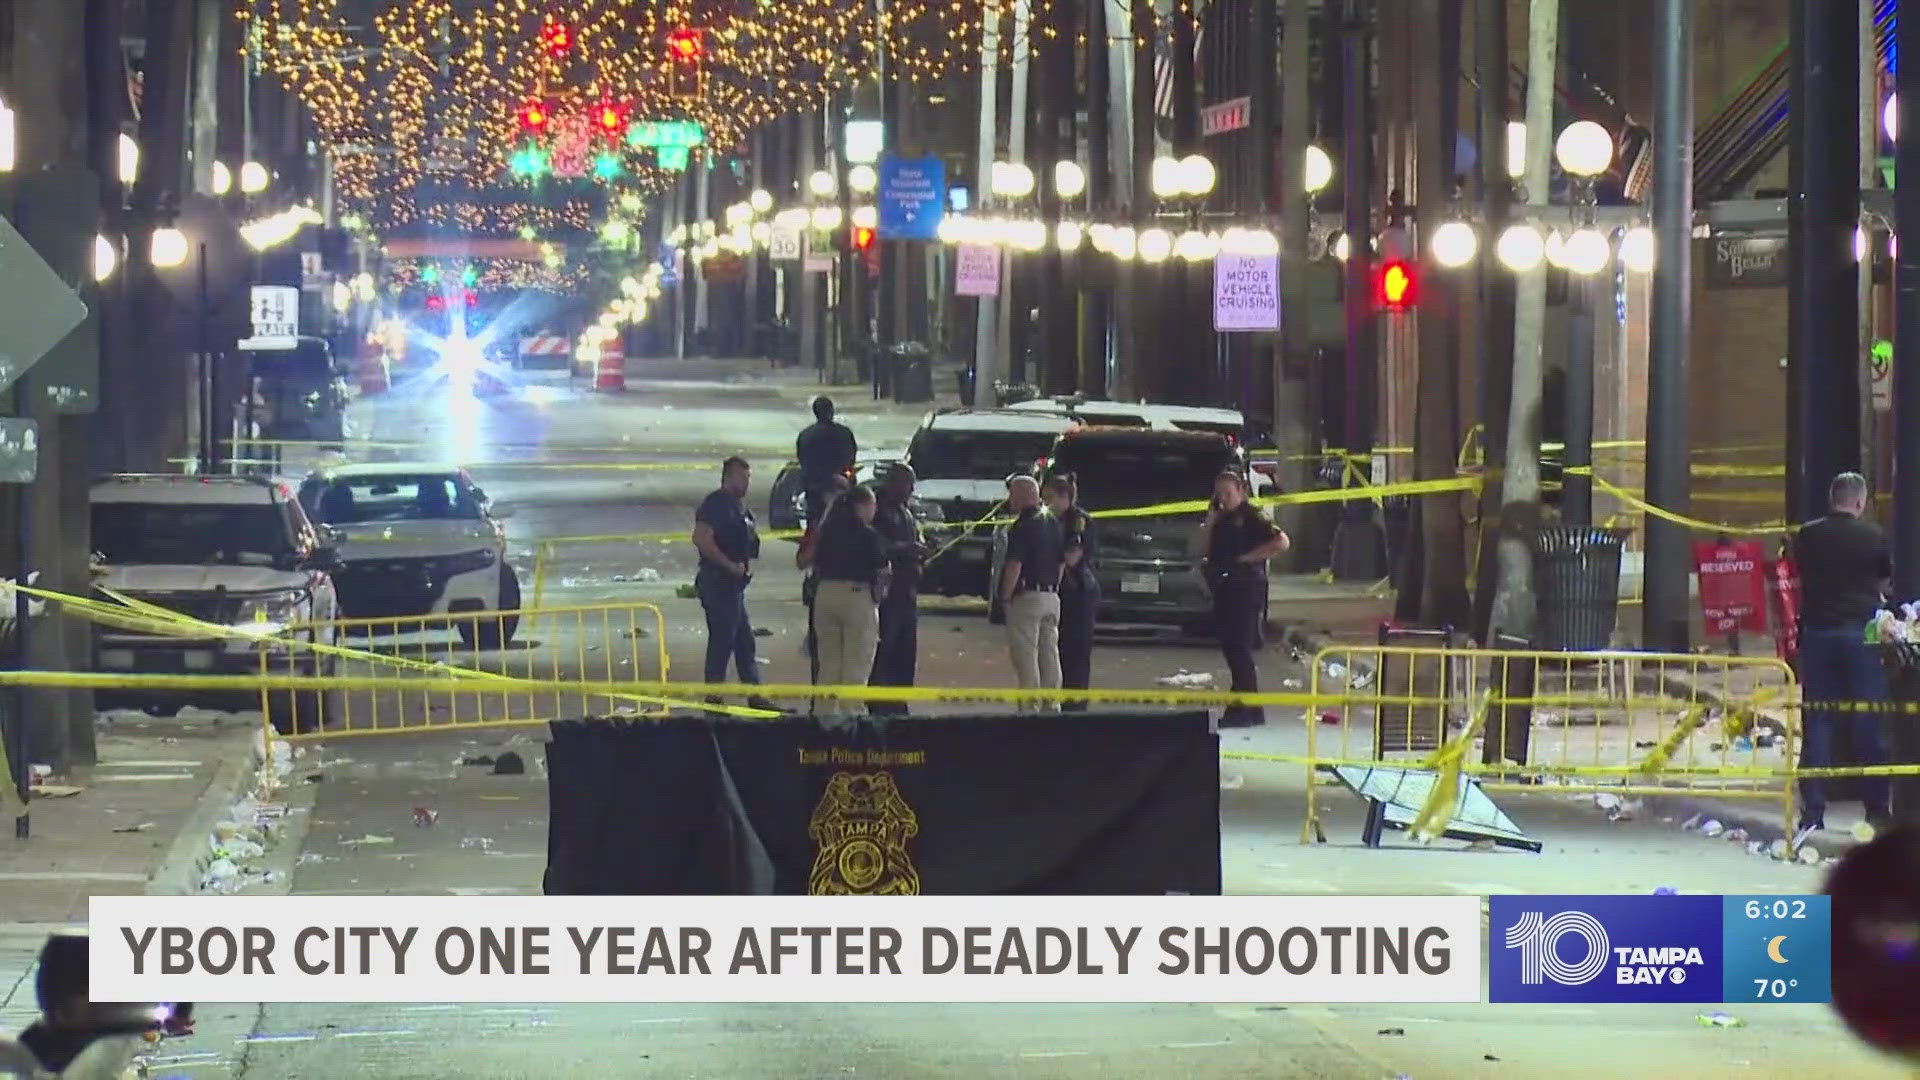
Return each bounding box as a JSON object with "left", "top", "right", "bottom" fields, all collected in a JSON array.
[
  {"left": 1643, "top": 0, "right": 1695, "bottom": 652},
  {"left": 1275, "top": 0, "right": 1312, "bottom": 568},
  {"left": 1412, "top": 0, "right": 1470, "bottom": 626},
  {"left": 1893, "top": 1, "right": 1920, "bottom": 598},
  {"left": 1125, "top": 0, "right": 1156, "bottom": 401},
  {"left": 1469, "top": 0, "right": 1516, "bottom": 641},
  {"left": 1332, "top": 0, "right": 1380, "bottom": 580},
  {"left": 1486, "top": 0, "right": 1556, "bottom": 642},
  {"left": 971, "top": 8, "right": 1002, "bottom": 404},
  {"left": 1080, "top": 0, "right": 1112, "bottom": 397}
]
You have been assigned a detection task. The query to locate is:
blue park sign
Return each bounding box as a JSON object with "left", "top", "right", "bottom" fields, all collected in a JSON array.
[{"left": 877, "top": 155, "right": 947, "bottom": 241}]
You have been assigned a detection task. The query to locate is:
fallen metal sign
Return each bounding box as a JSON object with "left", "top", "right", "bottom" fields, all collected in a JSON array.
[{"left": 0, "top": 215, "right": 88, "bottom": 398}]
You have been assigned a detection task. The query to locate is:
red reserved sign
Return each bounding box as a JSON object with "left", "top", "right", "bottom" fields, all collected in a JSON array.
[{"left": 1692, "top": 539, "right": 1769, "bottom": 634}]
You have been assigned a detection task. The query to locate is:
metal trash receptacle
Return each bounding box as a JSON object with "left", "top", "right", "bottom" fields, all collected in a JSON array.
[
  {"left": 1531, "top": 526, "right": 1626, "bottom": 651},
  {"left": 890, "top": 343, "right": 934, "bottom": 404}
]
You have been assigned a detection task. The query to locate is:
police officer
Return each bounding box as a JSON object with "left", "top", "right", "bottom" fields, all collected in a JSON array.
[
  {"left": 869, "top": 463, "right": 927, "bottom": 713},
  {"left": 796, "top": 473, "right": 852, "bottom": 683},
  {"left": 1199, "top": 470, "right": 1290, "bottom": 727},
  {"left": 795, "top": 396, "right": 857, "bottom": 527},
  {"left": 999, "top": 475, "right": 1065, "bottom": 713},
  {"left": 1044, "top": 474, "right": 1098, "bottom": 710},
  {"left": 691, "top": 456, "right": 774, "bottom": 709}
]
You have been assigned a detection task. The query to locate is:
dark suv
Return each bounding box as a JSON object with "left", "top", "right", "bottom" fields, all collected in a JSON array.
[{"left": 1028, "top": 428, "right": 1238, "bottom": 629}]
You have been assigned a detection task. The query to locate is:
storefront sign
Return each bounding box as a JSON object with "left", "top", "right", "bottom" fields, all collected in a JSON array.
[
  {"left": 1705, "top": 235, "right": 1788, "bottom": 289},
  {"left": 1200, "top": 97, "right": 1251, "bottom": 136}
]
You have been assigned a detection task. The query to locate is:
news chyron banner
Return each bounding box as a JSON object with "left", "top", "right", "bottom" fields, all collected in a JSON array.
[
  {"left": 91, "top": 896, "right": 1482, "bottom": 1004},
  {"left": 1488, "top": 894, "right": 1831, "bottom": 1004}
]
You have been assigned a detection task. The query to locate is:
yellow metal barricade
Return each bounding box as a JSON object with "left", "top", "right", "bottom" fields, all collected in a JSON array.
[
  {"left": 1302, "top": 643, "right": 1800, "bottom": 840},
  {"left": 262, "top": 602, "right": 671, "bottom": 742}
]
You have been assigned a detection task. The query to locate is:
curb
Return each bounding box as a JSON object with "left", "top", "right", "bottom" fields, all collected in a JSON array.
[{"left": 144, "top": 755, "right": 259, "bottom": 897}]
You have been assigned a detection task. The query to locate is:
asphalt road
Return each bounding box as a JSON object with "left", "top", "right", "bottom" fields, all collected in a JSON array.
[{"left": 108, "top": 366, "right": 1903, "bottom": 1077}]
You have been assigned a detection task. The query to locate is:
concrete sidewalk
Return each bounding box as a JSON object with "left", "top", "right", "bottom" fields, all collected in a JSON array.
[{"left": 0, "top": 712, "right": 257, "bottom": 925}]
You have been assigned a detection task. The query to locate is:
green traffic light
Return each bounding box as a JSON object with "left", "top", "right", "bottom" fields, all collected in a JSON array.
[
  {"left": 421, "top": 265, "right": 440, "bottom": 285},
  {"left": 462, "top": 266, "right": 479, "bottom": 287},
  {"left": 592, "top": 153, "right": 622, "bottom": 180}
]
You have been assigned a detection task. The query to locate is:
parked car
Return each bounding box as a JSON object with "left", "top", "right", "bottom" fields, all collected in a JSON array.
[
  {"left": 905, "top": 408, "right": 1078, "bottom": 598},
  {"left": 296, "top": 462, "right": 521, "bottom": 648},
  {"left": 89, "top": 474, "right": 343, "bottom": 732},
  {"left": 989, "top": 427, "right": 1241, "bottom": 631},
  {"left": 767, "top": 456, "right": 897, "bottom": 535}
]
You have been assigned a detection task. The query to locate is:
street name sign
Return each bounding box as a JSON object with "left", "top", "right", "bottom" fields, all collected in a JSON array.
[
  {"left": 0, "top": 215, "right": 88, "bottom": 398},
  {"left": 878, "top": 155, "right": 947, "bottom": 240}
]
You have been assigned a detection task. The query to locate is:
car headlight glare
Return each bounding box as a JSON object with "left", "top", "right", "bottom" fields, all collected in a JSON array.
[{"left": 232, "top": 590, "right": 306, "bottom": 636}]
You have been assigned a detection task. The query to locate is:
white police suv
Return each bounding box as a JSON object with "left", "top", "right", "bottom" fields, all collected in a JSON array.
[
  {"left": 296, "top": 462, "right": 521, "bottom": 648},
  {"left": 89, "top": 474, "right": 343, "bottom": 732}
]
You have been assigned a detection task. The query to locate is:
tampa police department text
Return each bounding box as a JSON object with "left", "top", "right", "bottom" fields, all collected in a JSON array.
[{"left": 122, "top": 923, "right": 1455, "bottom": 978}]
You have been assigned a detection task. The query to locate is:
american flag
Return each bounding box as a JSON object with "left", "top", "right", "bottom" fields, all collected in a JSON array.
[{"left": 1154, "top": 25, "right": 1207, "bottom": 120}]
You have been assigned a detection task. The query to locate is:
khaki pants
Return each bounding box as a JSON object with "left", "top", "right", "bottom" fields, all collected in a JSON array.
[
  {"left": 812, "top": 579, "right": 879, "bottom": 711},
  {"left": 1005, "top": 590, "right": 1062, "bottom": 713}
]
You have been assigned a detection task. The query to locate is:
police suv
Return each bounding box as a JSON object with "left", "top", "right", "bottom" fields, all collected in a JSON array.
[
  {"left": 89, "top": 474, "right": 343, "bottom": 732},
  {"left": 903, "top": 409, "right": 1078, "bottom": 598},
  {"left": 296, "top": 462, "right": 521, "bottom": 647}
]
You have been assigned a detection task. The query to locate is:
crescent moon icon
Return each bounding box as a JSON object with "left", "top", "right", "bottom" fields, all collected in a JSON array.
[{"left": 1766, "top": 935, "right": 1789, "bottom": 964}]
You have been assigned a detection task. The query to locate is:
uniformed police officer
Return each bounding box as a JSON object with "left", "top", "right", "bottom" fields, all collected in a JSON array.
[
  {"left": 1199, "top": 470, "right": 1290, "bottom": 727},
  {"left": 1044, "top": 474, "right": 1098, "bottom": 710},
  {"left": 869, "top": 463, "right": 927, "bottom": 713},
  {"left": 691, "top": 456, "right": 774, "bottom": 709},
  {"left": 999, "top": 475, "right": 1066, "bottom": 713}
]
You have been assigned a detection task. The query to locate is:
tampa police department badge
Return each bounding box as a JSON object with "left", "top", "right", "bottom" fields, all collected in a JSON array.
[{"left": 807, "top": 772, "right": 922, "bottom": 895}]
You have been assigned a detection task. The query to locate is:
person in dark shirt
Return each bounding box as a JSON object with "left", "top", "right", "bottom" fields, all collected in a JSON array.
[
  {"left": 1199, "top": 470, "right": 1290, "bottom": 728},
  {"left": 692, "top": 456, "right": 773, "bottom": 708},
  {"left": 809, "top": 485, "right": 890, "bottom": 713},
  {"left": 795, "top": 396, "right": 858, "bottom": 526},
  {"left": 16, "top": 933, "right": 185, "bottom": 1074},
  {"left": 1791, "top": 471, "right": 1894, "bottom": 846},
  {"left": 1044, "top": 474, "right": 1099, "bottom": 710},
  {"left": 999, "top": 475, "right": 1065, "bottom": 712},
  {"left": 869, "top": 464, "right": 928, "bottom": 714}
]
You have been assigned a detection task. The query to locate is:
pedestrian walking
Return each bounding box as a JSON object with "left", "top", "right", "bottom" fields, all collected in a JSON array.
[
  {"left": 808, "top": 485, "right": 890, "bottom": 713},
  {"left": 796, "top": 473, "right": 852, "bottom": 684},
  {"left": 691, "top": 456, "right": 773, "bottom": 709},
  {"left": 796, "top": 395, "right": 857, "bottom": 527},
  {"left": 1792, "top": 471, "right": 1895, "bottom": 848},
  {"left": 999, "top": 475, "right": 1065, "bottom": 712},
  {"left": 1044, "top": 474, "right": 1099, "bottom": 710},
  {"left": 870, "top": 463, "right": 928, "bottom": 714},
  {"left": 1199, "top": 470, "right": 1289, "bottom": 728}
]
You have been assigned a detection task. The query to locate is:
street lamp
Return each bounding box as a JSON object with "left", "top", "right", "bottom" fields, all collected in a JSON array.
[
  {"left": 1561, "top": 227, "right": 1611, "bottom": 275},
  {"left": 211, "top": 161, "right": 232, "bottom": 196},
  {"left": 0, "top": 97, "right": 14, "bottom": 172},
  {"left": 150, "top": 227, "right": 190, "bottom": 268},
  {"left": 851, "top": 205, "right": 878, "bottom": 230},
  {"left": 808, "top": 169, "right": 836, "bottom": 198},
  {"left": 118, "top": 134, "right": 138, "bottom": 184},
  {"left": 990, "top": 161, "right": 1034, "bottom": 199},
  {"left": 1053, "top": 160, "right": 1086, "bottom": 200},
  {"left": 93, "top": 234, "right": 118, "bottom": 281},
  {"left": 810, "top": 205, "right": 843, "bottom": 230},
  {"left": 1506, "top": 122, "right": 1527, "bottom": 178},
  {"left": 749, "top": 188, "right": 773, "bottom": 214},
  {"left": 1303, "top": 145, "right": 1334, "bottom": 195},
  {"left": 1055, "top": 220, "right": 1084, "bottom": 251},
  {"left": 1495, "top": 224, "right": 1545, "bottom": 271},
  {"left": 1554, "top": 120, "right": 1615, "bottom": 179},
  {"left": 1149, "top": 157, "right": 1183, "bottom": 200},
  {"left": 1430, "top": 221, "right": 1478, "bottom": 268},
  {"left": 847, "top": 164, "right": 879, "bottom": 195},
  {"left": 1178, "top": 154, "right": 1216, "bottom": 198},
  {"left": 1138, "top": 227, "right": 1173, "bottom": 263},
  {"left": 1887, "top": 94, "right": 1898, "bottom": 142},
  {"left": 239, "top": 161, "right": 270, "bottom": 194},
  {"left": 1174, "top": 229, "right": 1218, "bottom": 261}
]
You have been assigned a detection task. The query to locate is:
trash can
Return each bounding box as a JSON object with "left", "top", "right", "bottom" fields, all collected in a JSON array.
[
  {"left": 890, "top": 343, "right": 934, "bottom": 404},
  {"left": 1530, "top": 526, "right": 1626, "bottom": 651},
  {"left": 1874, "top": 643, "right": 1920, "bottom": 816}
]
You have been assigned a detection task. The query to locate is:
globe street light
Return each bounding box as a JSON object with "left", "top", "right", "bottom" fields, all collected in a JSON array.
[
  {"left": 1562, "top": 226, "right": 1611, "bottom": 275},
  {"left": 93, "top": 234, "right": 118, "bottom": 282},
  {"left": 749, "top": 188, "right": 773, "bottom": 213},
  {"left": 1506, "top": 122, "right": 1527, "bottom": 178},
  {"left": 118, "top": 134, "right": 138, "bottom": 184},
  {"left": 1495, "top": 224, "right": 1545, "bottom": 271},
  {"left": 990, "top": 161, "right": 1034, "bottom": 198},
  {"left": 808, "top": 169, "right": 836, "bottom": 198},
  {"left": 1149, "top": 156, "right": 1184, "bottom": 200},
  {"left": 1137, "top": 227, "right": 1173, "bottom": 262},
  {"left": 1054, "top": 160, "right": 1086, "bottom": 200},
  {"left": 150, "top": 227, "right": 190, "bottom": 268},
  {"left": 1055, "top": 221, "right": 1084, "bottom": 251},
  {"left": 1303, "top": 145, "right": 1334, "bottom": 194},
  {"left": 1177, "top": 154, "right": 1216, "bottom": 197},
  {"left": 1887, "top": 94, "right": 1899, "bottom": 142},
  {"left": 239, "top": 161, "right": 270, "bottom": 194},
  {"left": 847, "top": 164, "right": 879, "bottom": 194},
  {"left": 1430, "top": 221, "right": 1478, "bottom": 268},
  {"left": 211, "top": 161, "right": 232, "bottom": 195},
  {"left": 1554, "top": 120, "right": 1615, "bottom": 178}
]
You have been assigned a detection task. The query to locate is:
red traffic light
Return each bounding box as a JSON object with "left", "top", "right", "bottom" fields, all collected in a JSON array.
[
  {"left": 425, "top": 294, "right": 446, "bottom": 312},
  {"left": 1376, "top": 259, "right": 1417, "bottom": 309},
  {"left": 594, "top": 102, "right": 627, "bottom": 134},
  {"left": 541, "top": 22, "right": 573, "bottom": 57},
  {"left": 852, "top": 226, "right": 876, "bottom": 251},
  {"left": 667, "top": 28, "right": 704, "bottom": 63},
  {"left": 518, "top": 102, "right": 550, "bottom": 131}
]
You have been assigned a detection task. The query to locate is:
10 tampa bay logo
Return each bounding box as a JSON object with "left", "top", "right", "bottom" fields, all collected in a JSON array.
[
  {"left": 1488, "top": 895, "right": 1724, "bottom": 1003},
  {"left": 1504, "top": 911, "right": 1704, "bottom": 986}
]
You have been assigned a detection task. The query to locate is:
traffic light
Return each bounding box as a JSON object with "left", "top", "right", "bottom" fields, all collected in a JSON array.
[
  {"left": 541, "top": 21, "right": 573, "bottom": 58},
  {"left": 852, "top": 226, "right": 875, "bottom": 251},
  {"left": 518, "top": 101, "right": 550, "bottom": 133},
  {"left": 1375, "top": 258, "right": 1417, "bottom": 310},
  {"left": 463, "top": 288, "right": 479, "bottom": 309},
  {"left": 593, "top": 102, "right": 627, "bottom": 138},
  {"left": 425, "top": 293, "right": 445, "bottom": 312},
  {"left": 854, "top": 226, "right": 879, "bottom": 276},
  {"left": 667, "top": 28, "right": 705, "bottom": 100}
]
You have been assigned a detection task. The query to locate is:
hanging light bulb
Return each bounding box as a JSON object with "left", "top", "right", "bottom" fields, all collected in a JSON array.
[
  {"left": 1138, "top": 227, "right": 1173, "bottom": 263},
  {"left": 1562, "top": 227, "right": 1611, "bottom": 275},
  {"left": 1496, "top": 224, "right": 1545, "bottom": 271},
  {"left": 1430, "top": 222, "right": 1478, "bottom": 268},
  {"left": 1620, "top": 226, "right": 1655, "bottom": 272}
]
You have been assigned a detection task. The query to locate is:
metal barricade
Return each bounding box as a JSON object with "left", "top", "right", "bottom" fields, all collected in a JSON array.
[
  {"left": 1304, "top": 642, "right": 1799, "bottom": 840},
  {"left": 261, "top": 602, "right": 671, "bottom": 742}
]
